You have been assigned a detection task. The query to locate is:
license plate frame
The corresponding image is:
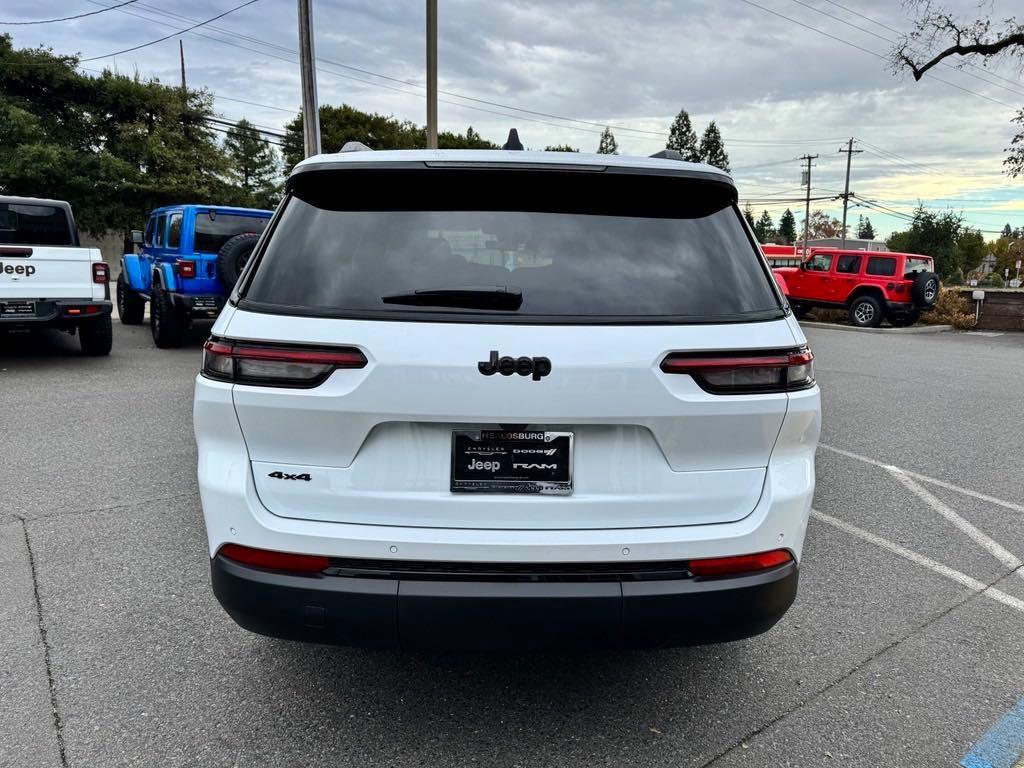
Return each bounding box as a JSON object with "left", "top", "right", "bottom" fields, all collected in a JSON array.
[
  {"left": 0, "top": 301, "right": 36, "bottom": 317},
  {"left": 450, "top": 430, "right": 574, "bottom": 495}
]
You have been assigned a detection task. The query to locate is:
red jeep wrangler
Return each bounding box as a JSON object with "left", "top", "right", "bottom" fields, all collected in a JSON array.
[{"left": 772, "top": 249, "right": 940, "bottom": 327}]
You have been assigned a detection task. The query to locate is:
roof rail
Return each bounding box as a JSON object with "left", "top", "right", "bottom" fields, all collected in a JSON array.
[
  {"left": 502, "top": 129, "right": 524, "bottom": 151},
  {"left": 339, "top": 141, "right": 373, "bottom": 153},
  {"left": 649, "top": 149, "right": 683, "bottom": 161}
]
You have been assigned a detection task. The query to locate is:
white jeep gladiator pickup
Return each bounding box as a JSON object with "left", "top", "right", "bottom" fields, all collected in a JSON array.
[{"left": 0, "top": 196, "right": 113, "bottom": 355}]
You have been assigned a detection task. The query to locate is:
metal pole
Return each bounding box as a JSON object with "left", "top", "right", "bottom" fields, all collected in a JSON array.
[
  {"left": 297, "top": 0, "right": 321, "bottom": 158},
  {"left": 179, "top": 40, "right": 186, "bottom": 92},
  {"left": 838, "top": 138, "right": 862, "bottom": 247},
  {"left": 426, "top": 0, "right": 438, "bottom": 149},
  {"left": 800, "top": 154, "right": 818, "bottom": 257}
]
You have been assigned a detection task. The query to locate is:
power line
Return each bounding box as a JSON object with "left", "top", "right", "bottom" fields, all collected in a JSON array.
[
  {"left": 0, "top": 0, "right": 140, "bottom": 25},
  {"left": 736, "top": 0, "right": 1017, "bottom": 110},
  {"left": 781, "top": 0, "right": 1024, "bottom": 99},
  {"left": 80, "top": 0, "right": 260, "bottom": 62}
]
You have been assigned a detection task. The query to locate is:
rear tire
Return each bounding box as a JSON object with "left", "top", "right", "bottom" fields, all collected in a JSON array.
[
  {"left": 79, "top": 314, "right": 113, "bottom": 356},
  {"left": 116, "top": 273, "right": 145, "bottom": 325},
  {"left": 216, "top": 233, "right": 261, "bottom": 290},
  {"left": 150, "top": 285, "right": 184, "bottom": 348},
  {"left": 911, "top": 272, "right": 940, "bottom": 308},
  {"left": 848, "top": 295, "right": 883, "bottom": 328}
]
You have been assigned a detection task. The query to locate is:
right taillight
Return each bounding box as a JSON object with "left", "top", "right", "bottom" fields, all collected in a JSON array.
[
  {"left": 661, "top": 347, "right": 814, "bottom": 394},
  {"left": 202, "top": 337, "right": 366, "bottom": 387}
]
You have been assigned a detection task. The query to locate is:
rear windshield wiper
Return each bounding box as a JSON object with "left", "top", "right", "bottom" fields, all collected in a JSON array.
[{"left": 381, "top": 285, "right": 523, "bottom": 311}]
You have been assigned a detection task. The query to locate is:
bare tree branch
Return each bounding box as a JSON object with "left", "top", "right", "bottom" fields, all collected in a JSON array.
[{"left": 906, "top": 31, "right": 1024, "bottom": 80}]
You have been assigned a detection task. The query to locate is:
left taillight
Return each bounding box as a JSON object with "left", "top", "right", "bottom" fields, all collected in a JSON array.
[
  {"left": 202, "top": 337, "right": 367, "bottom": 387},
  {"left": 92, "top": 262, "right": 109, "bottom": 283},
  {"left": 661, "top": 347, "right": 814, "bottom": 394},
  {"left": 177, "top": 259, "right": 197, "bottom": 279}
]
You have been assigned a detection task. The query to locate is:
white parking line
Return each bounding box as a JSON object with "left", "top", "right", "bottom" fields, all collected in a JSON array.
[
  {"left": 886, "top": 467, "right": 1024, "bottom": 575},
  {"left": 811, "top": 510, "right": 1024, "bottom": 616},
  {"left": 819, "top": 443, "right": 1024, "bottom": 515}
]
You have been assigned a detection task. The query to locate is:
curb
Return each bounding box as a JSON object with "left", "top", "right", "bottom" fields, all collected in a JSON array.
[{"left": 799, "top": 321, "right": 953, "bottom": 335}]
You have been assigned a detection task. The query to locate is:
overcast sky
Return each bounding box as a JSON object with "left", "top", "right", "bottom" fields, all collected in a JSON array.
[{"left": 4, "top": 0, "right": 1023, "bottom": 237}]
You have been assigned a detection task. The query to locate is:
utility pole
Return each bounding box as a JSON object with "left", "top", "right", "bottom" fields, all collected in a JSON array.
[
  {"left": 800, "top": 154, "right": 818, "bottom": 257},
  {"left": 179, "top": 40, "right": 186, "bottom": 92},
  {"left": 838, "top": 137, "right": 862, "bottom": 247},
  {"left": 425, "top": 0, "right": 438, "bottom": 149},
  {"left": 297, "top": 0, "right": 321, "bottom": 158}
]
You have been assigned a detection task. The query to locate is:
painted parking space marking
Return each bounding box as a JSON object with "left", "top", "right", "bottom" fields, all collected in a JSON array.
[
  {"left": 810, "top": 510, "right": 1024, "bottom": 616},
  {"left": 819, "top": 444, "right": 1024, "bottom": 515},
  {"left": 961, "top": 698, "right": 1024, "bottom": 768},
  {"left": 885, "top": 467, "right": 1024, "bottom": 576}
]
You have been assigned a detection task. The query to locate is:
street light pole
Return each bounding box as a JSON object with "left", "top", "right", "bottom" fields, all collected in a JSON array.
[
  {"left": 800, "top": 154, "right": 818, "bottom": 257},
  {"left": 838, "top": 138, "right": 862, "bottom": 248},
  {"left": 297, "top": 0, "right": 321, "bottom": 158},
  {"left": 426, "top": 0, "right": 438, "bottom": 149}
]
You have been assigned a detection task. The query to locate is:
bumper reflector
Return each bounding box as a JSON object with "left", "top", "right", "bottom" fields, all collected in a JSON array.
[
  {"left": 688, "top": 549, "right": 793, "bottom": 578},
  {"left": 219, "top": 544, "right": 329, "bottom": 574}
]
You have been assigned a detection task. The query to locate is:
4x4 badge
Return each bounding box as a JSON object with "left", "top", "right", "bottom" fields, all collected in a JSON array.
[{"left": 478, "top": 350, "right": 551, "bottom": 381}]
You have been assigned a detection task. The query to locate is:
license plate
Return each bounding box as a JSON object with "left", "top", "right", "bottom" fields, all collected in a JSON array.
[
  {"left": 0, "top": 301, "right": 35, "bottom": 317},
  {"left": 451, "top": 430, "right": 573, "bottom": 495},
  {"left": 192, "top": 297, "right": 217, "bottom": 310}
]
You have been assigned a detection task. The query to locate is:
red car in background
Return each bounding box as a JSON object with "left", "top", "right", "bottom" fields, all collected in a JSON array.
[{"left": 769, "top": 248, "right": 940, "bottom": 328}]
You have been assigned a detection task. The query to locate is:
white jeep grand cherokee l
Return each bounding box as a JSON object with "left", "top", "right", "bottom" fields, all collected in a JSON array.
[{"left": 193, "top": 147, "right": 820, "bottom": 650}]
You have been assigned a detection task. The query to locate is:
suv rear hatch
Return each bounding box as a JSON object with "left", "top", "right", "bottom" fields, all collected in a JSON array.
[{"left": 222, "top": 162, "right": 802, "bottom": 530}]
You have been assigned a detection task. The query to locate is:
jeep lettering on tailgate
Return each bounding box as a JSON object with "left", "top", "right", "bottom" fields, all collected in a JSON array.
[
  {"left": 477, "top": 350, "right": 551, "bottom": 380},
  {"left": 0, "top": 263, "right": 36, "bottom": 277}
]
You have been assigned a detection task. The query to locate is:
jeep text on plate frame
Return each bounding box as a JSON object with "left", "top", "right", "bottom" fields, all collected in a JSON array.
[{"left": 450, "top": 430, "right": 574, "bottom": 495}]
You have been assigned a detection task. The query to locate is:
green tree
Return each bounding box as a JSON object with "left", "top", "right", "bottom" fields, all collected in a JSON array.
[
  {"left": 886, "top": 206, "right": 984, "bottom": 279},
  {"left": 778, "top": 208, "right": 798, "bottom": 243},
  {"left": 1001, "top": 223, "right": 1013, "bottom": 238},
  {"left": 224, "top": 119, "right": 281, "bottom": 208},
  {"left": 545, "top": 144, "right": 579, "bottom": 152},
  {"left": 666, "top": 109, "right": 699, "bottom": 162},
  {"left": 698, "top": 121, "right": 730, "bottom": 171},
  {"left": 753, "top": 210, "right": 775, "bottom": 243},
  {"left": 856, "top": 215, "right": 876, "bottom": 239},
  {"left": 0, "top": 34, "right": 233, "bottom": 235},
  {"left": 743, "top": 203, "right": 756, "bottom": 230},
  {"left": 597, "top": 126, "right": 618, "bottom": 155}
]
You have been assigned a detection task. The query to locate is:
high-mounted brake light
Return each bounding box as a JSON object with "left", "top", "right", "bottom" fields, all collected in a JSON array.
[
  {"left": 92, "top": 262, "right": 109, "bottom": 284},
  {"left": 688, "top": 549, "right": 793, "bottom": 578},
  {"left": 661, "top": 348, "right": 814, "bottom": 394},
  {"left": 218, "top": 544, "right": 329, "bottom": 574},
  {"left": 177, "top": 259, "right": 197, "bottom": 279},
  {"left": 202, "top": 337, "right": 366, "bottom": 387}
]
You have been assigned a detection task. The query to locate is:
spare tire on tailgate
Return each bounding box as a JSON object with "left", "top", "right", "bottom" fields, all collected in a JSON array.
[
  {"left": 216, "top": 233, "right": 261, "bottom": 290},
  {"left": 911, "top": 271, "right": 940, "bottom": 308}
]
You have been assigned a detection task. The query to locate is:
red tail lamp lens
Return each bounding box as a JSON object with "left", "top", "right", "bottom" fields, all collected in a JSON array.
[
  {"left": 92, "top": 262, "right": 109, "bottom": 283},
  {"left": 202, "top": 338, "right": 366, "bottom": 387},
  {"left": 219, "top": 544, "right": 329, "bottom": 573},
  {"left": 688, "top": 549, "right": 793, "bottom": 578},
  {"left": 661, "top": 348, "right": 814, "bottom": 394},
  {"left": 177, "top": 260, "right": 197, "bottom": 278}
]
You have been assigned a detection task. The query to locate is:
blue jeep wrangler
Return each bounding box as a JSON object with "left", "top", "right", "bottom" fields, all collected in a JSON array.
[{"left": 117, "top": 204, "right": 272, "bottom": 347}]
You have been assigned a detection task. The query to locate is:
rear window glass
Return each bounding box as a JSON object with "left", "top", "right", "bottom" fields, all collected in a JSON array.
[
  {"left": 904, "top": 257, "right": 932, "bottom": 274},
  {"left": 0, "top": 203, "right": 73, "bottom": 246},
  {"left": 242, "top": 170, "right": 782, "bottom": 323},
  {"left": 866, "top": 256, "right": 897, "bottom": 276},
  {"left": 194, "top": 212, "right": 268, "bottom": 253}
]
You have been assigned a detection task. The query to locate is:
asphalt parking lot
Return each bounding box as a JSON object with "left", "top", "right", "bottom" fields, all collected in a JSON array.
[{"left": 2, "top": 320, "right": 1024, "bottom": 768}]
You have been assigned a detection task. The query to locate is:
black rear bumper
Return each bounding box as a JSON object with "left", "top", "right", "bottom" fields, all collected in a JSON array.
[
  {"left": 0, "top": 299, "right": 112, "bottom": 326},
  {"left": 169, "top": 292, "right": 224, "bottom": 318},
  {"left": 211, "top": 554, "right": 798, "bottom": 650}
]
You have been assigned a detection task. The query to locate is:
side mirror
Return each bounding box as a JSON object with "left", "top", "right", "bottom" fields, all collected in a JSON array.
[
  {"left": 131, "top": 230, "right": 144, "bottom": 246},
  {"left": 799, "top": 261, "right": 808, "bottom": 271}
]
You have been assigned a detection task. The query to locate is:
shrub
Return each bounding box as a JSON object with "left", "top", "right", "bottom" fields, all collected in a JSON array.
[
  {"left": 922, "top": 288, "right": 977, "bottom": 329},
  {"left": 985, "top": 272, "right": 1005, "bottom": 287}
]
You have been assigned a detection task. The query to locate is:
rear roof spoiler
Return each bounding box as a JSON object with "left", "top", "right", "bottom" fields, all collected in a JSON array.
[{"left": 649, "top": 149, "right": 684, "bottom": 161}]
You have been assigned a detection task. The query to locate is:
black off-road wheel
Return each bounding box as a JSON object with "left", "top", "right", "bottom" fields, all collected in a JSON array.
[
  {"left": 116, "top": 272, "right": 145, "bottom": 325},
  {"left": 911, "top": 272, "right": 940, "bottom": 308},
  {"left": 215, "top": 233, "right": 261, "bottom": 290},
  {"left": 79, "top": 314, "right": 113, "bottom": 356},
  {"left": 150, "top": 285, "right": 185, "bottom": 348},
  {"left": 848, "top": 295, "right": 883, "bottom": 328}
]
